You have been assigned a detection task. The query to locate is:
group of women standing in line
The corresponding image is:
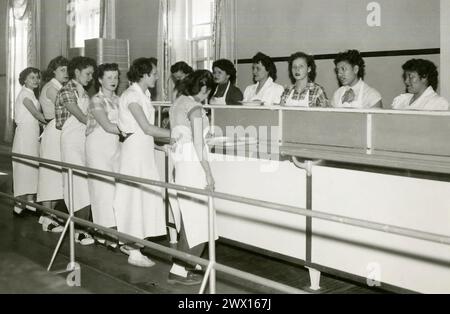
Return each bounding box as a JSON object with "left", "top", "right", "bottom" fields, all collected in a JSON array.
[{"left": 12, "top": 55, "right": 217, "bottom": 285}]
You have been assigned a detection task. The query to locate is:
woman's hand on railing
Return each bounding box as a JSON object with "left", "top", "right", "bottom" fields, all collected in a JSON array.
[{"left": 206, "top": 172, "right": 215, "bottom": 192}]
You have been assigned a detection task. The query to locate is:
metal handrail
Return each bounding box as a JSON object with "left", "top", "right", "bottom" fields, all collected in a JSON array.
[
  {"left": 4, "top": 151, "right": 450, "bottom": 246},
  {"left": 0, "top": 192, "right": 305, "bottom": 294}
]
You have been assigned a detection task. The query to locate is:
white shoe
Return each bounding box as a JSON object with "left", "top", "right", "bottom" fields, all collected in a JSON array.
[
  {"left": 119, "top": 245, "right": 133, "bottom": 256},
  {"left": 41, "top": 217, "right": 64, "bottom": 233},
  {"left": 13, "top": 206, "right": 24, "bottom": 215},
  {"left": 128, "top": 250, "right": 155, "bottom": 267},
  {"left": 75, "top": 232, "right": 95, "bottom": 245}
]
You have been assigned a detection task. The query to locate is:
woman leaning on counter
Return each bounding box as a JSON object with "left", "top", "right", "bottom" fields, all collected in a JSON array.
[
  {"left": 85, "top": 63, "right": 121, "bottom": 245},
  {"left": 391, "top": 59, "right": 449, "bottom": 111},
  {"left": 37, "top": 56, "right": 69, "bottom": 233},
  {"left": 280, "top": 52, "right": 328, "bottom": 107},
  {"left": 168, "top": 70, "right": 218, "bottom": 285},
  {"left": 113, "top": 58, "right": 170, "bottom": 267},
  {"left": 243, "top": 52, "right": 284, "bottom": 106}
]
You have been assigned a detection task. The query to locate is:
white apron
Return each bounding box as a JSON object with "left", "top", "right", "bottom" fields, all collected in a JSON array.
[
  {"left": 60, "top": 94, "right": 90, "bottom": 212},
  {"left": 285, "top": 89, "right": 310, "bottom": 107},
  {"left": 37, "top": 119, "right": 63, "bottom": 202},
  {"left": 86, "top": 105, "right": 120, "bottom": 228},
  {"left": 169, "top": 139, "right": 218, "bottom": 249},
  {"left": 114, "top": 96, "right": 166, "bottom": 239},
  {"left": 209, "top": 82, "right": 230, "bottom": 105},
  {"left": 12, "top": 87, "right": 40, "bottom": 198}
]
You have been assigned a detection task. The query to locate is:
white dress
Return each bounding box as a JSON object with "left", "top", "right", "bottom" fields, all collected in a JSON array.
[
  {"left": 391, "top": 86, "right": 449, "bottom": 111},
  {"left": 113, "top": 83, "right": 166, "bottom": 239},
  {"left": 12, "top": 87, "right": 40, "bottom": 198},
  {"left": 243, "top": 77, "right": 284, "bottom": 106},
  {"left": 60, "top": 87, "right": 91, "bottom": 212},
  {"left": 37, "top": 78, "right": 64, "bottom": 202},
  {"left": 85, "top": 91, "right": 120, "bottom": 227},
  {"left": 169, "top": 95, "right": 218, "bottom": 248}
]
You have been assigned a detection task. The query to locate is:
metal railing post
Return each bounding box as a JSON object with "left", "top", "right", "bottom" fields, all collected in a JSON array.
[
  {"left": 208, "top": 194, "right": 216, "bottom": 294},
  {"left": 47, "top": 167, "right": 76, "bottom": 271},
  {"left": 68, "top": 168, "right": 76, "bottom": 269}
]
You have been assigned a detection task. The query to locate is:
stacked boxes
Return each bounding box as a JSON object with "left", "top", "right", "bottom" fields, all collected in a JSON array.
[{"left": 84, "top": 38, "right": 130, "bottom": 95}]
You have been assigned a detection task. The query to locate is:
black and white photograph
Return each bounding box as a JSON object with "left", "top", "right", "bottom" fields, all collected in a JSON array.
[{"left": 0, "top": 0, "right": 449, "bottom": 297}]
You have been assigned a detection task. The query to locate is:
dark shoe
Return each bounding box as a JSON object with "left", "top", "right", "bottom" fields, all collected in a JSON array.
[{"left": 167, "top": 271, "right": 202, "bottom": 286}]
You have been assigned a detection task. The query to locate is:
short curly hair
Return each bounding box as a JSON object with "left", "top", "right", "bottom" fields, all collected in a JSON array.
[
  {"left": 212, "top": 59, "right": 237, "bottom": 84},
  {"left": 177, "top": 70, "right": 215, "bottom": 97},
  {"left": 252, "top": 52, "right": 278, "bottom": 81},
  {"left": 127, "top": 58, "right": 155, "bottom": 83},
  {"left": 402, "top": 59, "right": 439, "bottom": 91},
  {"left": 288, "top": 52, "right": 317, "bottom": 83},
  {"left": 19, "top": 67, "right": 40, "bottom": 86},
  {"left": 68, "top": 56, "right": 97, "bottom": 80},
  {"left": 170, "top": 61, "right": 193, "bottom": 76},
  {"left": 43, "top": 56, "right": 69, "bottom": 82},
  {"left": 334, "top": 49, "right": 365, "bottom": 79},
  {"left": 95, "top": 63, "right": 120, "bottom": 92}
]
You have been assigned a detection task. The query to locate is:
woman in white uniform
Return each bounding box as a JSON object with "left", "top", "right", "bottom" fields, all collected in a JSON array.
[
  {"left": 331, "top": 50, "right": 382, "bottom": 109},
  {"left": 391, "top": 59, "right": 449, "bottom": 111},
  {"left": 280, "top": 52, "right": 328, "bottom": 107},
  {"left": 55, "top": 56, "right": 97, "bottom": 245},
  {"left": 85, "top": 63, "right": 121, "bottom": 246},
  {"left": 37, "top": 56, "right": 69, "bottom": 232},
  {"left": 243, "top": 52, "right": 284, "bottom": 106},
  {"left": 168, "top": 70, "right": 218, "bottom": 285},
  {"left": 12, "top": 68, "right": 46, "bottom": 215},
  {"left": 114, "top": 58, "right": 170, "bottom": 267},
  {"left": 210, "top": 59, "right": 243, "bottom": 105}
]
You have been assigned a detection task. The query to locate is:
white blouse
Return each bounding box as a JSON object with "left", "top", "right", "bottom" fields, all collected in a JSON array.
[
  {"left": 243, "top": 77, "right": 284, "bottom": 106},
  {"left": 118, "top": 83, "right": 155, "bottom": 134},
  {"left": 39, "top": 78, "right": 63, "bottom": 120},
  {"left": 391, "top": 86, "right": 449, "bottom": 111},
  {"left": 331, "top": 79, "right": 382, "bottom": 109}
]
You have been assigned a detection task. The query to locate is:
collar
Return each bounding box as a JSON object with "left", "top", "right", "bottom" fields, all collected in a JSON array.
[
  {"left": 347, "top": 78, "right": 363, "bottom": 91},
  {"left": 131, "top": 82, "right": 151, "bottom": 99},
  {"left": 258, "top": 77, "right": 274, "bottom": 89}
]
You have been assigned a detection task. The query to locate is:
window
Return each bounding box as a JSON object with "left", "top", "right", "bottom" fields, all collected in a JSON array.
[
  {"left": 187, "top": 0, "right": 215, "bottom": 70},
  {"left": 69, "top": 0, "right": 101, "bottom": 48},
  {"left": 8, "top": 2, "right": 29, "bottom": 104}
]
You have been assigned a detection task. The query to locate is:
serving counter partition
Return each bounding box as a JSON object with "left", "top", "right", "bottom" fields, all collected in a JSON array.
[{"left": 155, "top": 102, "right": 450, "bottom": 293}]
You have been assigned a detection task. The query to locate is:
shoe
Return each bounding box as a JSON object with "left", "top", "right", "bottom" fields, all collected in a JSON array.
[
  {"left": 167, "top": 271, "right": 202, "bottom": 286},
  {"left": 127, "top": 250, "right": 155, "bottom": 267},
  {"left": 40, "top": 216, "right": 64, "bottom": 233},
  {"left": 75, "top": 232, "right": 95, "bottom": 245},
  {"left": 119, "top": 245, "right": 133, "bottom": 256},
  {"left": 13, "top": 206, "right": 24, "bottom": 216}
]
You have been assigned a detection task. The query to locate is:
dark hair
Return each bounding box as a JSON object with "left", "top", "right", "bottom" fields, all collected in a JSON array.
[
  {"left": 334, "top": 49, "right": 365, "bottom": 79},
  {"left": 252, "top": 52, "right": 277, "bottom": 81},
  {"left": 288, "top": 52, "right": 317, "bottom": 83},
  {"left": 19, "top": 67, "right": 40, "bottom": 86},
  {"left": 170, "top": 61, "right": 193, "bottom": 75},
  {"left": 212, "top": 59, "right": 237, "bottom": 84},
  {"left": 402, "top": 59, "right": 439, "bottom": 91},
  {"left": 149, "top": 57, "right": 158, "bottom": 66},
  {"left": 127, "top": 58, "right": 155, "bottom": 83},
  {"left": 43, "top": 56, "right": 69, "bottom": 83},
  {"left": 95, "top": 63, "right": 120, "bottom": 91},
  {"left": 68, "top": 56, "right": 97, "bottom": 80},
  {"left": 177, "top": 70, "right": 215, "bottom": 97}
]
